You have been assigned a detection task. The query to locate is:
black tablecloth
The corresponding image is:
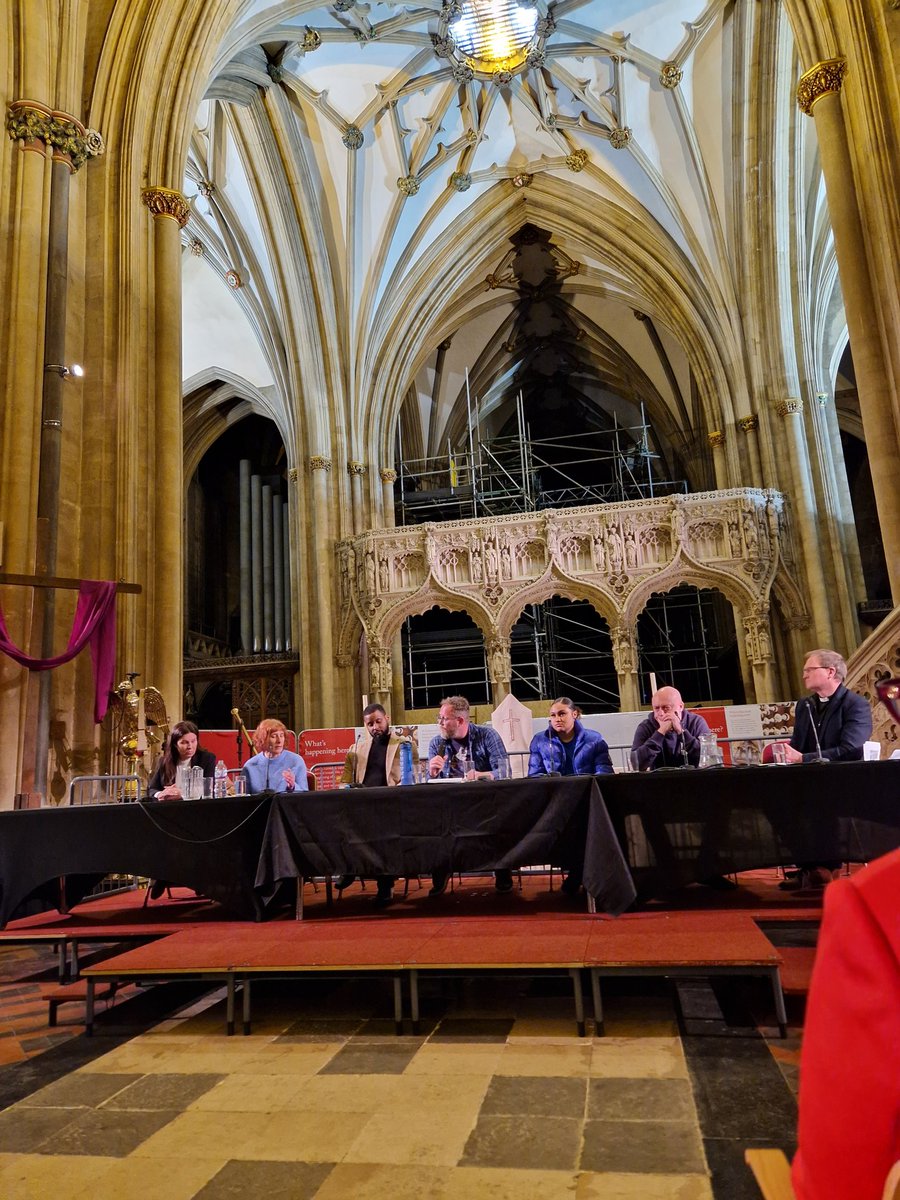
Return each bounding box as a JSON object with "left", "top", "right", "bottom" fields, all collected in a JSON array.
[
  {"left": 599, "top": 760, "right": 900, "bottom": 897},
  {"left": 256, "top": 775, "right": 637, "bottom": 916},
  {"left": 0, "top": 795, "right": 273, "bottom": 926}
]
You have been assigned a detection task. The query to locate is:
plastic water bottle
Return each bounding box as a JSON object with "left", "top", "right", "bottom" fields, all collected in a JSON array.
[
  {"left": 399, "top": 740, "right": 415, "bottom": 785},
  {"left": 214, "top": 759, "right": 228, "bottom": 797}
]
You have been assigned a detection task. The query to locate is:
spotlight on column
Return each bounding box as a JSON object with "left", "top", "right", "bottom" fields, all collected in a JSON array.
[{"left": 44, "top": 363, "right": 84, "bottom": 379}]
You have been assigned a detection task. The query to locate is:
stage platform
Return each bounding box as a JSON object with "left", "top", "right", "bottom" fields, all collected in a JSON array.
[{"left": 0, "top": 870, "right": 814, "bottom": 1041}]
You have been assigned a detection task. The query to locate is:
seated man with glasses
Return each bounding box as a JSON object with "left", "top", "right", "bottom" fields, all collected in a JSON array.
[{"left": 426, "top": 694, "right": 511, "bottom": 895}]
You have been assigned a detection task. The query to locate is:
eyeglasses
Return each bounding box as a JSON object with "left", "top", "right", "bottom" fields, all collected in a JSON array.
[{"left": 876, "top": 678, "right": 900, "bottom": 722}]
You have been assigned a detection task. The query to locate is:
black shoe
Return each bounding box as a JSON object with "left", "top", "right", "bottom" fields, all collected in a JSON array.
[
  {"left": 494, "top": 869, "right": 514, "bottom": 893},
  {"left": 148, "top": 879, "right": 166, "bottom": 901},
  {"left": 429, "top": 872, "right": 449, "bottom": 896},
  {"left": 374, "top": 887, "right": 394, "bottom": 908},
  {"left": 560, "top": 874, "right": 582, "bottom": 897},
  {"left": 700, "top": 875, "right": 739, "bottom": 891},
  {"left": 335, "top": 874, "right": 357, "bottom": 891}
]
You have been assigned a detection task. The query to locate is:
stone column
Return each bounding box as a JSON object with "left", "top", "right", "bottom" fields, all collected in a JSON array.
[
  {"left": 798, "top": 59, "right": 900, "bottom": 602},
  {"left": 308, "top": 458, "right": 335, "bottom": 725},
  {"left": 282, "top": 497, "right": 292, "bottom": 652},
  {"left": 733, "top": 603, "right": 756, "bottom": 703},
  {"left": 611, "top": 623, "right": 641, "bottom": 712},
  {"left": 380, "top": 467, "right": 397, "bottom": 528},
  {"left": 140, "top": 186, "right": 189, "bottom": 720},
  {"left": 742, "top": 608, "right": 778, "bottom": 702},
  {"left": 486, "top": 634, "right": 512, "bottom": 705},
  {"left": 347, "top": 461, "right": 367, "bottom": 534},
  {"left": 250, "top": 473, "right": 263, "bottom": 650},
  {"left": 737, "top": 416, "right": 763, "bottom": 489},
  {"left": 815, "top": 391, "right": 864, "bottom": 630},
  {"left": 773, "top": 398, "right": 834, "bottom": 646},
  {"left": 261, "top": 482, "right": 274, "bottom": 652},
  {"left": 239, "top": 460, "right": 252, "bottom": 651},
  {"left": 707, "top": 431, "right": 727, "bottom": 489},
  {"left": 273, "top": 490, "right": 284, "bottom": 652}
]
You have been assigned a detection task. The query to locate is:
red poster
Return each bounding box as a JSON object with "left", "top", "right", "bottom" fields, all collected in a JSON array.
[
  {"left": 299, "top": 727, "right": 357, "bottom": 789},
  {"left": 687, "top": 706, "right": 731, "bottom": 765}
]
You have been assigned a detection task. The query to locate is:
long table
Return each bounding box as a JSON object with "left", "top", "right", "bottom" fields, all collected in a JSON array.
[
  {"left": 2, "top": 762, "right": 898, "bottom": 927},
  {"left": 0, "top": 794, "right": 273, "bottom": 927},
  {"left": 0, "top": 776, "right": 636, "bottom": 926},
  {"left": 598, "top": 759, "right": 900, "bottom": 896},
  {"left": 255, "top": 775, "right": 637, "bottom": 916}
]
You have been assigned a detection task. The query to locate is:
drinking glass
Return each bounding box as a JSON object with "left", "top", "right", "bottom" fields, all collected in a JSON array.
[
  {"left": 493, "top": 758, "right": 511, "bottom": 781},
  {"left": 232, "top": 776, "right": 247, "bottom": 796},
  {"left": 628, "top": 750, "right": 644, "bottom": 773}
]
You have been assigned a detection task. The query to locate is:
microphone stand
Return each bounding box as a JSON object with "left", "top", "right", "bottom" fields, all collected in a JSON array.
[
  {"left": 678, "top": 731, "right": 689, "bottom": 768},
  {"left": 806, "top": 697, "right": 828, "bottom": 763}
]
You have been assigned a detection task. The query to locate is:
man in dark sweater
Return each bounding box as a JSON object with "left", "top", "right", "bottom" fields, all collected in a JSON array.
[
  {"left": 630, "top": 686, "right": 711, "bottom": 771},
  {"left": 337, "top": 702, "right": 404, "bottom": 906}
]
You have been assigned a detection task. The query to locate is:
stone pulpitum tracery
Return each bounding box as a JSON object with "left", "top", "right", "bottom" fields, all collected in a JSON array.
[{"left": 337, "top": 489, "right": 808, "bottom": 708}]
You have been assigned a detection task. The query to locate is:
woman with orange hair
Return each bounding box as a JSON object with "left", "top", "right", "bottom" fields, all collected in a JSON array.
[{"left": 241, "top": 718, "right": 308, "bottom": 793}]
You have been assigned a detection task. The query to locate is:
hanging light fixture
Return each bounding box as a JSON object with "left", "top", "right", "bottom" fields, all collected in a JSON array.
[{"left": 435, "top": 0, "right": 548, "bottom": 81}]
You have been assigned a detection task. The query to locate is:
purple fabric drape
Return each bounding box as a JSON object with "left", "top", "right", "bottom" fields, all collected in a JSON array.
[{"left": 0, "top": 580, "right": 117, "bottom": 722}]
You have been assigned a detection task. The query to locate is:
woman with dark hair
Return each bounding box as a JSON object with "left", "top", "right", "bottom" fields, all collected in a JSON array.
[
  {"left": 148, "top": 720, "right": 216, "bottom": 800},
  {"left": 527, "top": 697, "right": 613, "bottom": 896},
  {"left": 527, "top": 697, "right": 614, "bottom": 778}
]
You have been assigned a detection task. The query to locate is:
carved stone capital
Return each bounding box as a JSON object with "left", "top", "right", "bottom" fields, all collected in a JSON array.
[
  {"left": 288, "top": 467, "right": 299, "bottom": 484},
  {"left": 379, "top": 468, "right": 397, "bottom": 484},
  {"left": 707, "top": 431, "right": 726, "bottom": 449},
  {"left": 347, "top": 461, "right": 368, "bottom": 477},
  {"left": 775, "top": 398, "right": 804, "bottom": 418},
  {"left": 797, "top": 58, "right": 847, "bottom": 116},
  {"left": 6, "top": 101, "right": 94, "bottom": 171},
  {"left": 737, "top": 415, "right": 759, "bottom": 434},
  {"left": 141, "top": 186, "right": 190, "bottom": 227},
  {"left": 308, "top": 456, "right": 332, "bottom": 473}
]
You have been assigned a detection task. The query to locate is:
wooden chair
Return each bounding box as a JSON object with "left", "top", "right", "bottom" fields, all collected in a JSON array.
[{"left": 745, "top": 1150, "right": 900, "bottom": 1200}]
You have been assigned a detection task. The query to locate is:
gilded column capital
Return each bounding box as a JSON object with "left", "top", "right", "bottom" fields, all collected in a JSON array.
[
  {"left": 797, "top": 58, "right": 847, "bottom": 116},
  {"left": 379, "top": 467, "right": 397, "bottom": 484},
  {"left": 707, "top": 431, "right": 726, "bottom": 449},
  {"left": 6, "top": 100, "right": 96, "bottom": 171},
  {"left": 308, "top": 456, "right": 332, "bottom": 472},
  {"left": 141, "top": 186, "right": 190, "bottom": 227},
  {"left": 775, "top": 398, "right": 804, "bottom": 418},
  {"left": 347, "top": 461, "right": 368, "bottom": 477},
  {"left": 288, "top": 467, "right": 299, "bottom": 484},
  {"left": 737, "top": 415, "right": 759, "bottom": 433}
]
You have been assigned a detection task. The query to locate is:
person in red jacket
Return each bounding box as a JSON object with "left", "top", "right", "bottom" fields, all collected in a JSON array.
[{"left": 792, "top": 845, "right": 900, "bottom": 1199}]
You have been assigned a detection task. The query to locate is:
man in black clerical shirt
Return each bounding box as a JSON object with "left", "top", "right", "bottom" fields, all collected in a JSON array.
[{"left": 338, "top": 703, "right": 404, "bottom": 906}]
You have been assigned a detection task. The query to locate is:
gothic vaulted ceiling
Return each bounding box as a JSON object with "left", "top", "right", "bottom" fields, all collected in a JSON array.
[{"left": 181, "top": 0, "right": 840, "bottom": 492}]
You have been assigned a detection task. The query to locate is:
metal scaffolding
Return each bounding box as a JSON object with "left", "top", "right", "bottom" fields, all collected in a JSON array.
[{"left": 395, "top": 394, "right": 686, "bottom": 526}]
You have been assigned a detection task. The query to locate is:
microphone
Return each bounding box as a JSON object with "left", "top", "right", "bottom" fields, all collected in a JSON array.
[{"left": 806, "top": 697, "right": 827, "bottom": 763}]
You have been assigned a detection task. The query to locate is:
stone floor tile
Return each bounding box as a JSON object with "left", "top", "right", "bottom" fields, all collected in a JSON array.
[
  {"left": 233, "top": 1108, "right": 374, "bottom": 1161},
  {"left": 581, "top": 1120, "right": 707, "bottom": 1174},
  {"left": 588, "top": 1077, "right": 695, "bottom": 1121},
  {"left": 402, "top": 1043, "right": 503, "bottom": 1076},
  {"left": 703, "top": 1137, "right": 796, "bottom": 1200},
  {"left": 494, "top": 1042, "right": 592, "bottom": 1077},
  {"left": 186, "top": 1072, "right": 310, "bottom": 1112},
  {"left": 68, "top": 1154, "right": 227, "bottom": 1200},
  {"left": 275, "top": 1017, "right": 364, "bottom": 1041},
  {"left": 461, "top": 1114, "right": 582, "bottom": 1171},
  {"left": 345, "top": 1107, "right": 477, "bottom": 1166},
  {"left": 319, "top": 1042, "right": 419, "bottom": 1075},
  {"left": 19, "top": 1072, "right": 140, "bottom": 1109},
  {"left": 480, "top": 1075, "right": 587, "bottom": 1118},
  {"left": 130, "top": 1110, "right": 259, "bottom": 1160},
  {"left": 315, "top": 1162, "right": 454, "bottom": 1200},
  {"left": 102, "top": 1072, "right": 224, "bottom": 1110},
  {"left": 444, "top": 1166, "right": 581, "bottom": 1199},
  {"left": 589, "top": 1037, "right": 688, "bottom": 1079},
  {"left": 0, "top": 1152, "right": 117, "bottom": 1200},
  {"left": 430, "top": 1018, "right": 515, "bottom": 1043},
  {"left": 575, "top": 1171, "right": 713, "bottom": 1198},
  {"left": 192, "top": 1159, "right": 334, "bottom": 1199},
  {"left": 36, "top": 1108, "right": 177, "bottom": 1158},
  {"left": 0, "top": 1107, "right": 82, "bottom": 1153}
]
